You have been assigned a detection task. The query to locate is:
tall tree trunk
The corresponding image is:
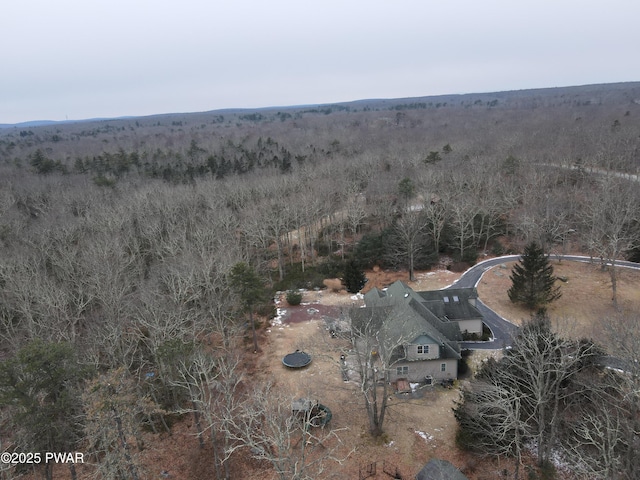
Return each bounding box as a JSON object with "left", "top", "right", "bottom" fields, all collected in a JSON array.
[
  {"left": 609, "top": 259, "right": 619, "bottom": 309},
  {"left": 211, "top": 427, "right": 222, "bottom": 480},
  {"left": 249, "top": 309, "right": 258, "bottom": 353},
  {"left": 275, "top": 238, "right": 284, "bottom": 281},
  {"left": 114, "top": 409, "right": 140, "bottom": 480},
  {"left": 192, "top": 401, "right": 206, "bottom": 449}
]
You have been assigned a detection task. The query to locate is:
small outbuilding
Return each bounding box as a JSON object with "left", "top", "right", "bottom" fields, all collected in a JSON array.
[{"left": 415, "top": 459, "right": 468, "bottom": 480}]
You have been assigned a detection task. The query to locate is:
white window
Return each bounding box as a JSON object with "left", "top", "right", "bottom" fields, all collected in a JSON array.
[
  {"left": 397, "top": 366, "right": 408, "bottom": 376},
  {"left": 417, "top": 345, "right": 429, "bottom": 354},
  {"left": 443, "top": 296, "right": 449, "bottom": 303},
  {"left": 441, "top": 363, "right": 446, "bottom": 372},
  {"left": 453, "top": 295, "right": 459, "bottom": 302}
]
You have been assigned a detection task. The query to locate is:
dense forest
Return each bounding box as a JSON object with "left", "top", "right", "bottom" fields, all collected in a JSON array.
[{"left": 1, "top": 82, "right": 639, "bottom": 479}]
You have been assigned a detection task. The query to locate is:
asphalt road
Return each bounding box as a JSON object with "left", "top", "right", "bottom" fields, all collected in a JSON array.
[{"left": 450, "top": 254, "right": 640, "bottom": 350}]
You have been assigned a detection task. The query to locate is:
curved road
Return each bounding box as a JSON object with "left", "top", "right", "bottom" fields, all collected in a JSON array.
[{"left": 450, "top": 254, "right": 640, "bottom": 350}]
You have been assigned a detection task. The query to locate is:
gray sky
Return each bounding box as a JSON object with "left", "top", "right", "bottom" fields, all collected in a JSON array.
[{"left": 2, "top": 0, "right": 639, "bottom": 124}]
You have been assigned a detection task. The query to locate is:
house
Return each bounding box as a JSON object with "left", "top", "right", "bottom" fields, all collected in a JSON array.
[
  {"left": 418, "top": 288, "right": 483, "bottom": 335},
  {"left": 415, "top": 459, "right": 468, "bottom": 480},
  {"left": 350, "top": 281, "right": 483, "bottom": 383}
]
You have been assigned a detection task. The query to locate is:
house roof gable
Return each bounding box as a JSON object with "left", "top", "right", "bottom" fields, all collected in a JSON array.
[
  {"left": 416, "top": 459, "right": 468, "bottom": 480},
  {"left": 355, "top": 281, "right": 463, "bottom": 359}
]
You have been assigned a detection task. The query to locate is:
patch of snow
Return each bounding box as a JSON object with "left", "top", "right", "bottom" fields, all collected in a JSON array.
[
  {"left": 385, "top": 440, "right": 395, "bottom": 447},
  {"left": 350, "top": 293, "right": 364, "bottom": 300},
  {"left": 410, "top": 382, "right": 420, "bottom": 392},
  {"left": 415, "top": 430, "right": 434, "bottom": 442},
  {"left": 307, "top": 308, "right": 319, "bottom": 315},
  {"left": 272, "top": 308, "right": 287, "bottom": 326}
]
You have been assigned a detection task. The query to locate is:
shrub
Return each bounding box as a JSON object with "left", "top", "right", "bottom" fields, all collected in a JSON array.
[
  {"left": 286, "top": 290, "right": 303, "bottom": 306},
  {"left": 491, "top": 241, "right": 505, "bottom": 256},
  {"left": 461, "top": 248, "right": 478, "bottom": 265},
  {"left": 342, "top": 259, "right": 366, "bottom": 293}
]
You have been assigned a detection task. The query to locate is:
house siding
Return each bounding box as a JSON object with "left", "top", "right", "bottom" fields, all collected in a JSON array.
[
  {"left": 406, "top": 343, "right": 440, "bottom": 360},
  {"left": 457, "top": 319, "right": 483, "bottom": 335},
  {"left": 391, "top": 358, "right": 458, "bottom": 383},
  {"left": 405, "top": 335, "right": 440, "bottom": 360}
]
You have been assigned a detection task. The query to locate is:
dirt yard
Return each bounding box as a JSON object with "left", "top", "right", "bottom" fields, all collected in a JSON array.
[
  {"left": 258, "top": 268, "right": 505, "bottom": 480},
  {"left": 264, "top": 298, "right": 467, "bottom": 478}
]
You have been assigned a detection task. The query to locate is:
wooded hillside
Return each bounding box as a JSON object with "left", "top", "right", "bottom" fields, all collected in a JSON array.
[{"left": 1, "top": 82, "right": 639, "bottom": 479}]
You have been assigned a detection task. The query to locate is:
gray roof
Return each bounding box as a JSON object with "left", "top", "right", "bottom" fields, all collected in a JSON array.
[
  {"left": 416, "top": 459, "right": 468, "bottom": 480},
  {"left": 419, "top": 288, "right": 482, "bottom": 322},
  {"left": 354, "top": 281, "right": 463, "bottom": 359}
]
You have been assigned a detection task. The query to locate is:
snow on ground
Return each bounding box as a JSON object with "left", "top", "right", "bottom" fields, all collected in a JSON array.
[
  {"left": 415, "top": 430, "right": 434, "bottom": 442},
  {"left": 270, "top": 308, "right": 287, "bottom": 327}
]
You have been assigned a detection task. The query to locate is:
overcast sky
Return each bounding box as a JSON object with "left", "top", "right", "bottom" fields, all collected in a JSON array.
[{"left": 2, "top": 0, "right": 639, "bottom": 124}]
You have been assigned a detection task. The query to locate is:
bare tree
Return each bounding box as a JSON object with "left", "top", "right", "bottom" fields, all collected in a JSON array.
[
  {"left": 447, "top": 191, "right": 480, "bottom": 262},
  {"left": 562, "top": 404, "right": 627, "bottom": 479},
  {"left": 599, "top": 312, "right": 640, "bottom": 479},
  {"left": 422, "top": 197, "right": 448, "bottom": 254},
  {"left": 83, "top": 368, "right": 161, "bottom": 480},
  {"left": 498, "top": 316, "right": 597, "bottom": 467},
  {"left": 455, "top": 381, "right": 525, "bottom": 480},
  {"left": 582, "top": 176, "right": 639, "bottom": 308},
  {"left": 455, "top": 314, "right": 600, "bottom": 472},
  {"left": 344, "top": 185, "right": 367, "bottom": 245},
  {"left": 387, "top": 211, "right": 432, "bottom": 281},
  {"left": 172, "top": 350, "right": 243, "bottom": 480},
  {"left": 348, "top": 304, "right": 422, "bottom": 437},
  {"left": 221, "top": 381, "right": 351, "bottom": 480}
]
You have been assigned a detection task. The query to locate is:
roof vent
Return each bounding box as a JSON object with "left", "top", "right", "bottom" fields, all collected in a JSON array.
[{"left": 404, "top": 293, "right": 409, "bottom": 298}]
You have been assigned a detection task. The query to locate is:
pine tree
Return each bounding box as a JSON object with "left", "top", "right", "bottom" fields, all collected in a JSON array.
[
  {"left": 508, "top": 241, "right": 561, "bottom": 309},
  {"left": 229, "top": 262, "right": 266, "bottom": 353},
  {"left": 0, "top": 340, "right": 88, "bottom": 480},
  {"left": 343, "top": 258, "right": 367, "bottom": 293}
]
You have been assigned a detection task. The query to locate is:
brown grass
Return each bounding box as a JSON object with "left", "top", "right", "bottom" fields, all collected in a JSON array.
[{"left": 477, "top": 260, "right": 640, "bottom": 342}]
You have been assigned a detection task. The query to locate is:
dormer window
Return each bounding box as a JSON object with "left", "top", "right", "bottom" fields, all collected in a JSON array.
[
  {"left": 443, "top": 296, "right": 449, "bottom": 303},
  {"left": 453, "top": 295, "right": 459, "bottom": 302},
  {"left": 417, "top": 345, "right": 429, "bottom": 354}
]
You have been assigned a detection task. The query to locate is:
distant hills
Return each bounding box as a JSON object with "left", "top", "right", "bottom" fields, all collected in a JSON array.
[
  {"left": 2, "top": 81, "right": 639, "bottom": 129},
  {"left": 0, "top": 118, "right": 118, "bottom": 129}
]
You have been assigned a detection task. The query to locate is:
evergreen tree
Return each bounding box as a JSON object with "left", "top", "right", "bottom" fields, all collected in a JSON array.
[
  {"left": 508, "top": 241, "right": 561, "bottom": 309},
  {"left": 342, "top": 258, "right": 367, "bottom": 293},
  {"left": 0, "top": 340, "right": 89, "bottom": 480},
  {"left": 229, "top": 262, "right": 266, "bottom": 353}
]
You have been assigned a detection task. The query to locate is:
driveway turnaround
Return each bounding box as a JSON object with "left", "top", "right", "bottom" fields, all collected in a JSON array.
[{"left": 450, "top": 255, "right": 640, "bottom": 350}]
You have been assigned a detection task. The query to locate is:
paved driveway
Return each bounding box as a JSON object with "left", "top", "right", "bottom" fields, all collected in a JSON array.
[{"left": 450, "top": 255, "right": 640, "bottom": 350}]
